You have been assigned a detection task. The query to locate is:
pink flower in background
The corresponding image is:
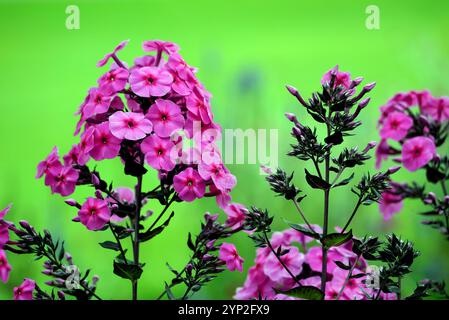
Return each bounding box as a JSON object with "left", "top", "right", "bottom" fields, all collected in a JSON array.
[
  {"left": 0, "top": 249, "right": 11, "bottom": 283},
  {"left": 147, "top": 99, "right": 185, "bottom": 138},
  {"left": 45, "top": 166, "right": 79, "bottom": 196},
  {"left": 0, "top": 205, "right": 12, "bottom": 248},
  {"left": 375, "top": 139, "right": 393, "bottom": 169},
  {"left": 129, "top": 66, "right": 173, "bottom": 97},
  {"left": 331, "top": 268, "right": 365, "bottom": 300},
  {"left": 380, "top": 111, "right": 413, "bottom": 141},
  {"left": 113, "top": 187, "right": 135, "bottom": 204},
  {"left": 401, "top": 136, "right": 436, "bottom": 171},
  {"left": 36, "top": 147, "right": 62, "bottom": 179},
  {"left": 142, "top": 40, "right": 180, "bottom": 55},
  {"left": 390, "top": 91, "right": 418, "bottom": 107},
  {"left": 78, "top": 198, "right": 111, "bottom": 231},
  {"left": 14, "top": 278, "right": 35, "bottom": 300},
  {"left": 379, "top": 191, "right": 403, "bottom": 221},
  {"left": 420, "top": 96, "right": 449, "bottom": 122},
  {"left": 173, "top": 167, "right": 205, "bottom": 202},
  {"left": 109, "top": 111, "right": 153, "bottom": 140},
  {"left": 321, "top": 66, "right": 351, "bottom": 89},
  {"left": 198, "top": 161, "right": 236, "bottom": 192},
  {"left": 97, "top": 40, "right": 129, "bottom": 67},
  {"left": 98, "top": 67, "right": 129, "bottom": 93},
  {"left": 224, "top": 203, "right": 247, "bottom": 230},
  {"left": 141, "top": 135, "right": 176, "bottom": 171},
  {"left": 90, "top": 122, "right": 122, "bottom": 160},
  {"left": 219, "top": 243, "right": 244, "bottom": 272},
  {"left": 263, "top": 246, "right": 303, "bottom": 282}
]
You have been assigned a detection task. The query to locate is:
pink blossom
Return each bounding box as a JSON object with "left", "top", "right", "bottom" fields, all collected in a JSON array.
[
  {"left": 0, "top": 249, "right": 11, "bottom": 283},
  {"left": 129, "top": 66, "right": 173, "bottom": 97},
  {"left": 263, "top": 246, "right": 304, "bottom": 282},
  {"left": 14, "top": 278, "right": 35, "bottom": 300},
  {"left": 224, "top": 203, "right": 247, "bottom": 230},
  {"left": 306, "top": 246, "right": 354, "bottom": 274},
  {"left": 77, "top": 197, "right": 111, "bottom": 230},
  {"left": 379, "top": 191, "right": 403, "bottom": 221},
  {"left": 331, "top": 268, "right": 366, "bottom": 300},
  {"left": 375, "top": 139, "right": 395, "bottom": 169},
  {"left": 45, "top": 166, "right": 79, "bottom": 196},
  {"left": 321, "top": 66, "right": 351, "bottom": 89},
  {"left": 219, "top": 243, "right": 244, "bottom": 272},
  {"left": 98, "top": 67, "right": 129, "bottom": 93},
  {"left": 141, "top": 135, "right": 176, "bottom": 171},
  {"left": 97, "top": 40, "right": 129, "bottom": 67},
  {"left": 146, "top": 99, "right": 185, "bottom": 138},
  {"left": 420, "top": 96, "right": 449, "bottom": 122},
  {"left": 198, "top": 161, "right": 236, "bottom": 192},
  {"left": 380, "top": 111, "right": 413, "bottom": 141},
  {"left": 401, "top": 136, "right": 436, "bottom": 171},
  {"left": 0, "top": 205, "right": 12, "bottom": 248},
  {"left": 113, "top": 187, "right": 135, "bottom": 204},
  {"left": 109, "top": 111, "right": 153, "bottom": 140},
  {"left": 134, "top": 55, "right": 156, "bottom": 68},
  {"left": 90, "top": 122, "right": 122, "bottom": 160},
  {"left": 173, "top": 167, "right": 205, "bottom": 202},
  {"left": 63, "top": 144, "right": 90, "bottom": 166},
  {"left": 389, "top": 91, "right": 418, "bottom": 107},
  {"left": 142, "top": 40, "right": 180, "bottom": 55},
  {"left": 84, "top": 87, "right": 113, "bottom": 117},
  {"left": 186, "top": 93, "right": 213, "bottom": 124},
  {"left": 36, "top": 147, "right": 62, "bottom": 179}
]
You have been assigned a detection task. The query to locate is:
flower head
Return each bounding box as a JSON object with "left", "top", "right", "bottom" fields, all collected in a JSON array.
[
  {"left": 98, "top": 67, "right": 129, "bottom": 93},
  {"left": 36, "top": 147, "right": 62, "bottom": 179},
  {"left": 420, "top": 96, "right": 449, "bottom": 122},
  {"left": 90, "top": 122, "right": 122, "bottom": 160},
  {"left": 14, "top": 278, "right": 35, "bottom": 300},
  {"left": 142, "top": 40, "right": 180, "bottom": 55},
  {"left": 129, "top": 66, "right": 173, "bottom": 97},
  {"left": 263, "top": 246, "right": 303, "bottom": 282},
  {"left": 147, "top": 99, "right": 185, "bottom": 138},
  {"left": 401, "top": 136, "right": 436, "bottom": 171},
  {"left": 173, "top": 167, "right": 205, "bottom": 202},
  {"left": 78, "top": 198, "right": 111, "bottom": 231},
  {"left": 45, "top": 166, "right": 79, "bottom": 196},
  {"left": 321, "top": 66, "right": 351, "bottom": 89},
  {"left": 97, "top": 40, "right": 129, "bottom": 67},
  {"left": 380, "top": 111, "right": 413, "bottom": 141},
  {"left": 379, "top": 191, "right": 403, "bottom": 221},
  {"left": 219, "top": 243, "right": 244, "bottom": 272},
  {"left": 224, "top": 203, "right": 247, "bottom": 230},
  {"left": 109, "top": 111, "right": 153, "bottom": 140},
  {"left": 0, "top": 249, "right": 12, "bottom": 283},
  {"left": 141, "top": 135, "right": 176, "bottom": 171}
]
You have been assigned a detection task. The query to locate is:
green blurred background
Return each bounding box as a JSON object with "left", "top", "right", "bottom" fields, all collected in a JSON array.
[{"left": 1, "top": 0, "right": 449, "bottom": 300}]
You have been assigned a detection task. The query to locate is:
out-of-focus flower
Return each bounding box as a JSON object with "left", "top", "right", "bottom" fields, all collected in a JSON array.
[
  {"left": 219, "top": 243, "right": 244, "bottom": 272},
  {"left": 14, "top": 278, "right": 36, "bottom": 300}
]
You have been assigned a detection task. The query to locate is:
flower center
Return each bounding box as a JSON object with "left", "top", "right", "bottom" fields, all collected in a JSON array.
[
  {"left": 102, "top": 137, "right": 108, "bottom": 144},
  {"left": 413, "top": 147, "right": 422, "bottom": 157},
  {"left": 187, "top": 180, "right": 194, "bottom": 187},
  {"left": 90, "top": 209, "right": 97, "bottom": 216},
  {"left": 127, "top": 121, "right": 135, "bottom": 128},
  {"left": 157, "top": 149, "right": 164, "bottom": 156},
  {"left": 147, "top": 76, "right": 155, "bottom": 84}
]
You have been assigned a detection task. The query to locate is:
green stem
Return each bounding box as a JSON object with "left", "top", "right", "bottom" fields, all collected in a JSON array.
[
  {"left": 109, "top": 222, "right": 127, "bottom": 264},
  {"left": 341, "top": 196, "right": 363, "bottom": 233},
  {"left": 336, "top": 255, "right": 360, "bottom": 300},
  {"left": 132, "top": 173, "right": 143, "bottom": 300},
  {"left": 292, "top": 199, "right": 315, "bottom": 233},
  {"left": 321, "top": 125, "right": 331, "bottom": 293}
]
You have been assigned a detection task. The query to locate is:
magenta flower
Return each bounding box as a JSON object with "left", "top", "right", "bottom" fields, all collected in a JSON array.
[
  {"left": 224, "top": 203, "right": 247, "bottom": 230},
  {"left": 0, "top": 249, "right": 11, "bottom": 283},
  {"left": 109, "top": 111, "right": 153, "bottom": 140},
  {"left": 321, "top": 66, "right": 351, "bottom": 89},
  {"left": 380, "top": 111, "right": 413, "bottom": 141},
  {"left": 219, "top": 243, "right": 244, "bottom": 272},
  {"left": 173, "top": 167, "right": 206, "bottom": 202},
  {"left": 90, "top": 122, "right": 122, "bottom": 160},
  {"left": 186, "top": 93, "right": 213, "bottom": 124},
  {"left": 331, "top": 268, "right": 366, "bottom": 300},
  {"left": 98, "top": 67, "right": 129, "bottom": 93},
  {"left": 401, "top": 136, "right": 436, "bottom": 171},
  {"left": 379, "top": 191, "right": 403, "bottom": 221},
  {"left": 97, "top": 40, "right": 129, "bottom": 67},
  {"left": 84, "top": 87, "right": 113, "bottom": 117},
  {"left": 198, "top": 161, "right": 236, "bottom": 192},
  {"left": 14, "top": 278, "right": 35, "bottom": 300},
  {"left": 63, "top": 144, "right": 90, "bottom": 166},
  {"left": 129, "top": 66, "right": 173, "bottom": 97},
  {"left": 147, "top": 99, "right": 185, "bottom": 138},
  {"left": 0, "top": 205, "right": 12, "bottom": 248},
  {"left": 45, "top": 166, "right": 79, "bottom": 196},
  {"left": 77, "top": 197, "right": 111, "bottom": 231},
  {"left": 36, "top": 147, "right": 62, "bottom": 179},
  {"left": 420, "top": 96, "right": 449, "bottom": 122},
  {"left": 142, "top": 40, "right": 180, "bottom": 55},
  {"left": 141, "top": 135, "right": 176, "bottom": 171},
  {"left": 263, "top": 246, "right": 303, "bottom": 282}
]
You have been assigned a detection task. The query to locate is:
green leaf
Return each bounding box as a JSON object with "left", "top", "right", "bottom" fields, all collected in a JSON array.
[
  {"left": 139, "top": 211, "right": 175, "bottom": 242},
  {"left": 287, "top": 222, "right": 320, "bottom": 239},
  {"left": 187, "top": 232, "right": 195, "bottom": 251},
  {"left": 164, "top": 282, "right": 176, "bottom": 300},
  {"left": 305, "top": 169, "right": 331, "bottom": 190},
  {"left": 274, "top": 286, "right": 324, "bottom": 300},
  {"left": 113, "top": 260, "right": 143, "bottom": 281},
  {"left": 321, "top": 230, "right": 353, "bottom": 249},
  {"left": 333, "top": 173, "right": 355, "bottom": 188},
  {"left": 99, "top": 241, "right": 120, "bottom": 251}
]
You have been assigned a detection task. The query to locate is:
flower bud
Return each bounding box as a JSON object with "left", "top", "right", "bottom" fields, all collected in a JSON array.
[
  {"left": 91, "top": 173, "right": 100, "bottom": 187},
  {"left": 424, "top": 192, "right": 437, "bottom": 205},
  {"left": 64, "top": 199, "right": 80, "bottom": 208},
  {"left": 57, "top": 291, "right": 66, "bottom": 300},
  {"left": 387, "top": 166, "right": 401, "bottom": 175},
  {"left": 286, "top": 85, "right": 298, "bottom": 96},
  {"left": 65, "top": 253, "right": 73, "bottom": 265},
  {"left": 358, "top": 97, "right": 371, "bottom": 109},
  {"left": 349, "top": 77, "right": 364, "bottom": 89},
  {"left": 363, "top": 141, "right": 377, "bottom": 153},
  {"left": 285, "top": 112, "right": 299, "bottom": 125},
  {"left": 260, "top": 165, "right": 273, "bottom": 175},
  {"left": 19, "top": 220, "right": 31, "bottom": 230},
  {"left": 92, "top": 275, "right": 100, "bottom": 286},
  {"left": 363, "top": 82, "right": 376, "bottom": 92},
  {"left": 203, "top": 254, "right": 214, "bottom": 261},
  {"left": 95, "top": 189, "right": 104, "bottom": 200}
]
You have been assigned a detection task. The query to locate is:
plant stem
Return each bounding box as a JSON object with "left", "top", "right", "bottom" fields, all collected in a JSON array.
[
  {"left": 335, "top": 255, "right": 360, "bottom": 300},
  {"left": 341, "top": 196, "right": 363, "bottom": 233},
  {"left": 147, "top": 197, "right": 175, "bottom": 232},
  {"left": 321, "top": 125, "right": 331, "bottom": 293},
  {"left": 397, "top": 276, "right": 402, "bottom": 300},
  {"left": 109, "top": 222, "right": 127, "bottom": 264},
  {"left": 263, "top": 232, "right": 302, "bottom": 287},
  {"left": 292, "top": 199, "right": 315, "bottom": 233},
  {"left": 442, "top": 181, "right": 448, "bottom": 196},
  {"left": 312, "top": 156, "right": 323, "bottom": 179},
  {"left": 132, "top": 172, "right": 143, "bottom": 301}
]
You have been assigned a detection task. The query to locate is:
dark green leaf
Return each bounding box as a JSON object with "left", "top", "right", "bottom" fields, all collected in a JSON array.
[
  {"left": 334, "top": 260, "right": 351, "bottom": 270},
  {"left": 113, "top": 260, "right": 143, "bottom": 281},
  {"left": 321, "top": 230, "right": 353, "bottom": 249},
  {"left": 333, "top": 173, "right": 355, "bottom": 188},
  {"left": 139, "top": 211, "right": 175, "bottom": 242},
  {"left": 187, "top": 232, "right": 195, "bottom": 251},
  {"left": 305, "top": 169, "right": 331, "bottom": 190},
  {"left": 99, "top": 241, "right": 120, "bottom": 251},
  {"left": 165, "top": 282, "right": 176, "bottom": 300},
  {"left": 274, "top": 286, "right": 324, "bottom": 300},
  {"left": 288, "top": 222, "right": 320, "bottom": 239}
]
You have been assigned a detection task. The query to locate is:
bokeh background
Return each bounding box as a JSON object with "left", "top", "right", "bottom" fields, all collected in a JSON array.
[{"left": 1, "top": 0, "right": 449, "bottom": 299}]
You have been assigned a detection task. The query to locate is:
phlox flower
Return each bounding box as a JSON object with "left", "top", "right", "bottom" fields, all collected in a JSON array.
[
  {"left": 321, "top": 66, "right": 351, "bottom": 89},
  {"left": 0, "top": 249, "right": 11, "bottom": 283},
  {"left": 146, "top": 99, "right": 185, "bottom": 138},
  {"left": 198, "top": 161, "right": 237, "bottom": 192},
  {"left": 218, "top": 243, "right": 244, "bottom": 272},
  {"left": 379, "top": 191, "right": 403, "bottom": 221},
  {"left": 109, "top": 111, "right": 153, "bottom": 140},
  {"left": 129, "top": 66, "right": 173, "bottom": 97},
  {"left": 223, "top": 203, "right": 247, "bottom": 230},
  {"left": 14, "top": 278, "right": 35, "bottom": 300},
  {"left": 380, "top": 111, "right": 413, "bottom": 141},
  {"left": 36, "top": 147, "right": 62, "bottom": 179},
  {"left": 420, "top": 96, "right": 449, "bottom": 122},
  {"left": 186, "top": 93, "right": 213, "bottom": 125},
  {"left": 0, "top": 205, "right": 12, "bottom": 248},
  {"left": 90, "top": 122, "right": 122, "bottom": 160},
  {"left": 63, "top": 144, "right": 90, "bottom": 166},
  {"left": 134, "top": 55, "right": 156, "bottom": 68},
  {"left": 84, "top": 87, "right": 113, "bottom": 117},
  {"left": 330, "top": 268, "right": 366, "bottom": 300},
  {"left": 401, "top": 136, "right": 436, "bottom": 171},
  {"left": 173, "top": 167, "right": 205, "bottom": 202},
  {"left": 77, "top": 197, "right": 111, "bottom": 231},
  {"left": 45, "top": 166, "right": 79, "bottom": 196},
  {"left": 98, "top": 67, "right": 129, "bottom": 93},
  {"left": 263, "top": 246, "right": 303, "bottom": 282},
  {"left": 142, "top": 40, "right": 180, "bottom": 55},
  {"left": 141, "top": 135, "right": 176, "bottom": 171},
  {"left": 97, "top": 40, "right": 129, "bottom": 67}
]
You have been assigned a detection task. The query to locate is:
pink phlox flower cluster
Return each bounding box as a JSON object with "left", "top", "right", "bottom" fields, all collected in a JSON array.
[{"left": 0, "top": 205, "right": 12, "bottom": 283}]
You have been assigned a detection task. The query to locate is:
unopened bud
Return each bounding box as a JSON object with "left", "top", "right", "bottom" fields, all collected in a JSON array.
[
  {"left": 363, "top": 141, "right": 377, "bottom": 153},
  {"left": 91, "top": 173, "right": 100, "bottom": 186},
  {"left": 64, "top": 199, "right": 80, "bottom": 208},
  {"left": 424, "top": 192, "right": 437, "bottom": 205},
  {"left": 57, "top": 291, "right": 66, "bottom": 300},
  {"left": 359, "top": 97, "right": 371, "bottom": 109},
  {"left": 95, "top": 189, "right": 104, "bottom": 200},
  {"left": 363, "top": 82, "right": 376, "bottom": 92},
  {"left": 387, "top": 166, "right": 401, "bottom": 174},
  {"left": 92, "top": 275, "right": 100, "bottom": 286},
  {"left": 350, "top": 77, "right": 364, "bottom": 89}
]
